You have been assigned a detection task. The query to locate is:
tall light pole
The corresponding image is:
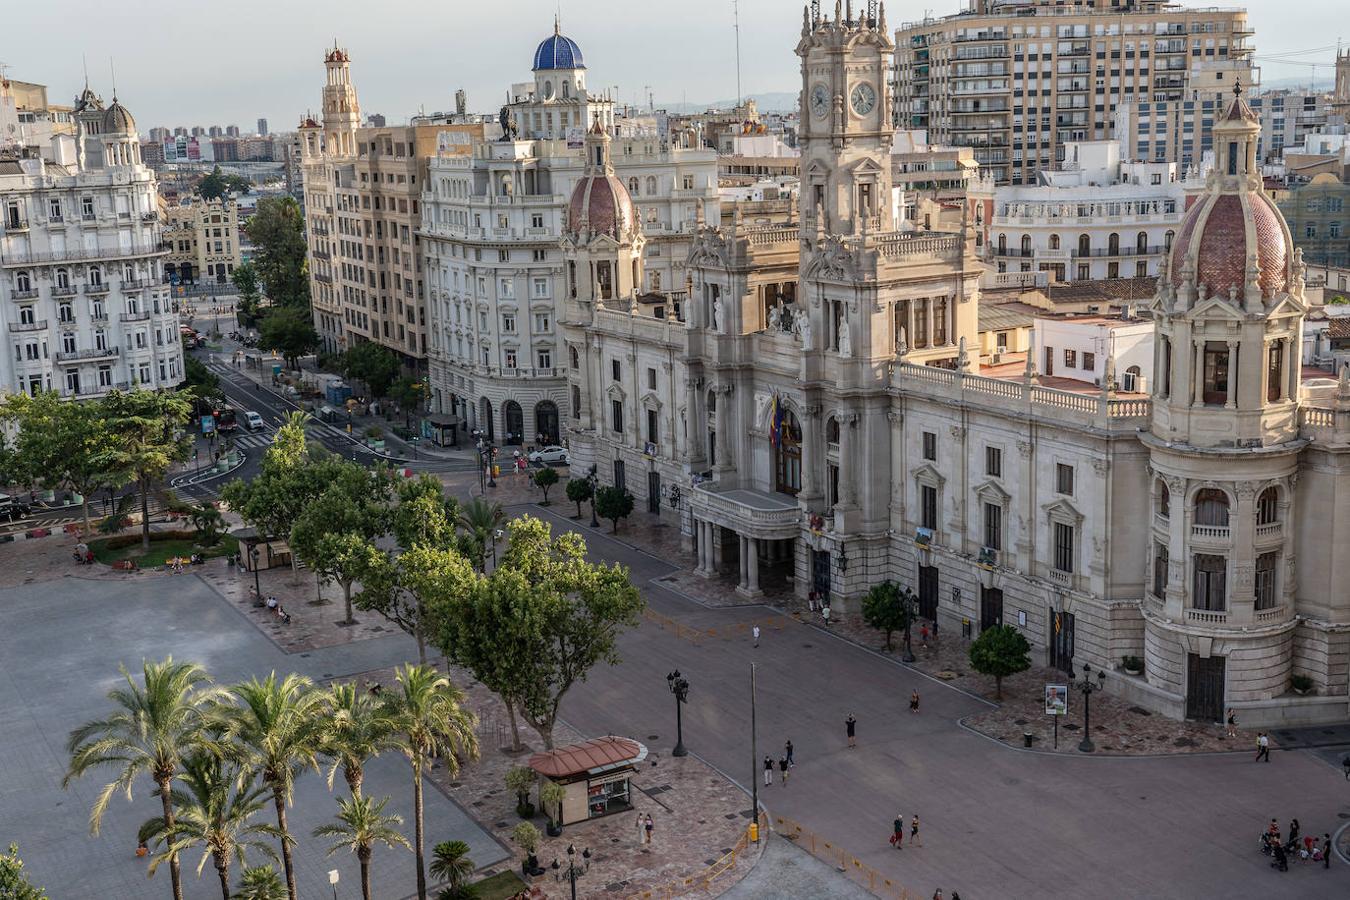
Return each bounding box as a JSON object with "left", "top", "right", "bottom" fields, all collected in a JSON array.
[
  {"left": 327, "top": 868, "right": 339, "bottom": 900},
  {"left": 749, "top": 661, "right": 759, "bottom": 840},
  {"left": 1073, "top": 663, "right": 1106, "bottom": 753},
  {"left": 666, "top": 670, "right": 689, "bottom": 757},
  {"left": 249, "top": 543, "right": 261, "bottom": 600},
  {"left": 551, "top": 845, "right": 590, "bottom": 900},
  {"left": 900, "top": 586, "right": 917, "bottom": 663}
]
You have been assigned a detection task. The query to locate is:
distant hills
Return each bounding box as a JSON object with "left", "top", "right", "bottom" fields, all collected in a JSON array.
[{"left": 658, "top": 91, "right": 799, "bottom": 114}]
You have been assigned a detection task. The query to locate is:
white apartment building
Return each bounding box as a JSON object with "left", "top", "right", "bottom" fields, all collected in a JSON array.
[
  {"left": 973, "top": 140, "right": 1189, "bottom": 283},
  {"left": 0, "top": 84, "right": 181, "bottom": 399},
  {"left": 420, "top": 25, "right": 719, "bottom": 448}
]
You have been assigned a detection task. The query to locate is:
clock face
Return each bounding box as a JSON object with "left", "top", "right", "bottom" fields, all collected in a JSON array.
[
  {"left": 810, "top": 83, "right": 830, "bottom": 119},
  {"left": 850, "top": 82, "right": 877, "bottom": 116}
]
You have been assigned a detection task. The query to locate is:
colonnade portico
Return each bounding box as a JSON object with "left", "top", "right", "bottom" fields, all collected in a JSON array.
[{"left": 689, "top": 485, "right": 801, "bottom": 598}]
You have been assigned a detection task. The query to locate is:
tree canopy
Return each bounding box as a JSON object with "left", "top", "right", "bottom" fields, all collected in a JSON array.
[
  {"left": 968, "top": 624, "right": 1032, "bottom": 700},
  {"left": 98, "top": 390, "right": 193, "bottom": 550},
  {"left": 258, "top": 308, "right": 319, "bottom": 370},
  {"left": 593, "top": 485, "right": 634, "bottom": 533},
  {"left": 196, "top": 166, "right": 252, "bottom": 201},
  {"left": 339, "top": 343, "right": 401, "bottom": 400},
  {"left": 0, "top": 843, "right": 48, "bottom": 900},
  {"left": 243, "top": 198, "right": 309, "bottom": 310},
  {"left": 861, "top": 581, "right": 911, "bottom": 652}
]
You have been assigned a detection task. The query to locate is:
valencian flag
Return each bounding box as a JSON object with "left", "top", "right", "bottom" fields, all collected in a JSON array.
[{"left": 768, "top": 394, "right": 784, "bottom": 447}]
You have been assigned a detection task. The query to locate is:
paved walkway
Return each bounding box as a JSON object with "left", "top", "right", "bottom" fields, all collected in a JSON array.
[{"left": 720, "top": 833, "right": 874, "bottom": 900}]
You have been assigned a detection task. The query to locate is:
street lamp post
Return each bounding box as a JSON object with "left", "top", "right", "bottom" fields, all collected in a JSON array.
[
  {"left": 587, "top": 467, "right": 600, "bottom": 528},
  {"left": 249, "top": 544, "right": 261, "bottom": 600},
  {"left": 1073, "top": 663, "right": 1107, "bottom": 753},
  {"left": 666, "top": 670, "right": 689, "bottom": 757},
  {"left": 900, "top": 586, "right": 917, "bottom": 664},
  {"left": 328, "top": 868, "right": 339, "bottom": 900},
  {"left": 488, "top": 444, "right": 497, "bottom": 488},
  {"left": 551, "top": 845, "right": 590, "bottom": 900},
  {"left": 490, "top": 528, "right": 503, "bottom": 569}
]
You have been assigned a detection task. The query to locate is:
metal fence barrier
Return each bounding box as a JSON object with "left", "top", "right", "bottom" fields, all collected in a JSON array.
[
  {"left": 627, "top": 812, "right": 767, "bottom": 899},
  {"left": 773, "top": 814, "right": 924, "bottom": 900}
]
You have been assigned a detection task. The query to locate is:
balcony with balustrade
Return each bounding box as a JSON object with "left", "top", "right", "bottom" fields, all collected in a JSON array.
[
  {"left": 8, "top": 319, "right": 47, "bottom": 333},
  {"left": 55, "top": 346, "right": 120, "bottom": 363}
]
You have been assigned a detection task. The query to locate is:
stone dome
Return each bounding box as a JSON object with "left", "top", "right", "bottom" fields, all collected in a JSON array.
[
  {"left": 566, "top": 173, "right": 635, "bottom": 240},
  {"left": 103, "top": 99, "right": 136, "bottom": 135}
]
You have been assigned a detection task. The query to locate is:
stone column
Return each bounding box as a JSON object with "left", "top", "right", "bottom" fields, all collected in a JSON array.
[
  {"left": 747, "top": 538, "right": 761, "bottom": 594},
  {"left": 1225, "top": 341, "right": 1238, "bottom": 409},
  {"left": 1287, "top": 337, "right": 1300, "bottom": 400},
  {"left": 1231, "top": 484, "right": 1257, "bottom": 622},
  {"left": 1259, "top": 340, "right": 1271, "bottom": 403},
  {"left": 714, "top": 385, "right": 731, "bottom": 471},
  {"left": 906, "top": 301, "right": 916, "bottom": 349},
  {"left": 738, "top": 535, "right": 749, "bottom": 590},
  {"left": 925, "top": 299, "right": 935, "bottom": 350},
  {"left": 838, "top": 413, "right": 857, "bottom": 507},
  {"left": 1193, "top": 341, "right": 1206, "bottom": 405},
  {"left": 800, "top": 404, "right": 820, "bottom": 500}
]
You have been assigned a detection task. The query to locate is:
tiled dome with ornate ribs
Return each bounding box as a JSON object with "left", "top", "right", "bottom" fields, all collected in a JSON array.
[
  {"left": 533, "top": 32, "right": 584, "bottom": 71},
  {"left": 102, "top": 99, "right": 136, "bottom": 135},
  {"left": 1169, "top": 188, "right": 1290, "bottom": 300},
  {"left": 566, "top": 173, "right": 635, "bottom": 240}
]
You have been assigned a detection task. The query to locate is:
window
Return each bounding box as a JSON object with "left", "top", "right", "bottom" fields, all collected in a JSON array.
[
  {"left": 48, "top": 198, "right": 61, "bottom": 221},
  {"left": 534, "top": 313, "right": 550, "bottom": 332},
  {"left": 646, "top": 408, "right": 659, "bottom": 445},
  {"left": 1064, "top": 349, "right": 1077, "bottom": 368},
  {"left": 920, "top": 485, "right": 938, "bottom": 531},
  {"left": 1157, "top": 480, "right": 1170, "bottom": 518},
  {"left": 986, "top": 446, "right": 1002, "bottom": 478},
  {"left": 1152, "top": 542, "right": 1168, "bottom": 597},
  {"left": 983, "top": 502, "right": 1002, "bottom": 551},
  {"left": 1056, "top": 464, "right": 1074, "bottom": 496},
  {"left": 1256, "top": 487, "right": 1279, "bottom": 525},
  {"left": 1192, "top": 554, "right": 1227, "bottom": 610},
  {"left": 1202, "top": 341, "right": 1230, "bottom": 404},
  {"left": 1082, "top": 351, "right": 1095, "bottom": 371},
  {"left": 532, "top": 277, "right": 549, "bottom": 298},
  {"left": 15, "top": 271, "right": 31, "bottom": 292},
  {"left": 569, "top": 346, "right": 580, "bottom": 369},
  {"left": 1053, "top": 522, "right": 1075, "bottom": 573},
  {"left": 501, "top": 313, "right": 516, "bottom": 333},
  {"left": 536, "top": 349, "right": 552, "bottom": 369},
  {"left": 611, "top": 398, "right": 624, "bottom": 433},
  {"left": 1267, "top": 342, "right": 1283, "bottom": 402},
  {"left": 682, "top": 175, "right": 694, "bottom": 190},
  {"left": 571, "top": 385, "right": 581, "bottom": 419},
  {"left": 611, "top": 359, "right": 621, "bottom": 381},
  {"left": 1194, "top": 488, "right": 1229, "bottom": 527},
  {"left": 647, "top": 367, "right": 657, "bottom": 390},
  {"left": 504, "top": 349, "right": 517, "bottom": 369},
  {"left": 81, "top": 196, "right": 95, "bottom": 218},
  {"left": 1254, "top": 552, "right": 1278, "bottom": 610},
  {"left": 922, "top": 431, "right": 936, "bottom": 460}
]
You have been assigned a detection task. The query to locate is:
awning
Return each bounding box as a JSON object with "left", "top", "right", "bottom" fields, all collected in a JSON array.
[
  {"left": 528, "top": 736, "right": 647, "bottom": 779},
  {"left": 427, "top": 414, "right": 460, "bottom": 427}
]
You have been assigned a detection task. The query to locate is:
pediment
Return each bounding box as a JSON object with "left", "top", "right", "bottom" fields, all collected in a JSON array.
[
  {"left": 1041, "top": 497, "right": 1084, "bottom": 524},
  {"left": 912, "top": 463, "right": 946, "bottom": 487},
  {"left": 1188, "top": 294, "right": 1245, "bottom": 322},
  {"left": 848, "top": 157, "right": 885, "bottom": 177},
  {"left": 974, "top": 479, "right": 1011, "bottom": 505}
]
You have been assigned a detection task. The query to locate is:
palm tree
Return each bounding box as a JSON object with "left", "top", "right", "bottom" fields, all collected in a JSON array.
[
  {"left": 64, "top": 657, "right": 223, "bottom": 900},
  {"left": 218, "top": 673, "right": 325, "bottom": 900},
  {"left": 138, "top": 753, "right": 281, "bottom": 900},
  {"left": 231, "top": 864, "right": 286, "bottom": 900},
  {"left": 320, "top": 682, "right": 399, "bottom": 799},
  {"left": 429, "top": 840, "right": 476, "bottom": 900},
  {"left": 312, "top": 794, "right": 411, "bottom": 900},
  {"left": 385, "top": 664, "right": 480, "bottom": 900},
  {"left": 456, "top": 497, "right": 503, "bottom": 571}
]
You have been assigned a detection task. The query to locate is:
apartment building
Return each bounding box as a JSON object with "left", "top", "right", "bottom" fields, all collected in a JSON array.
[
  {"left": 894, "top": 0, "right": 1254, "bottom": 184},
  {"left": 161, "top": 196, "right": 242, "bottom": 285}
]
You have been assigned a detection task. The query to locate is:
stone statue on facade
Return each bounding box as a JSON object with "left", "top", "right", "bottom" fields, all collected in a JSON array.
[
  {"left": 838, "top": 320, "right": 852, "bottom": 357},
  {"left": 793, "top": 311, "right": 812, "bottom": 349},
  {"left": 713, "top": 297, "right": 725, "bottom": 332},
  {"left": 498, "top": 105, "right": 518, "bottom": 141}
]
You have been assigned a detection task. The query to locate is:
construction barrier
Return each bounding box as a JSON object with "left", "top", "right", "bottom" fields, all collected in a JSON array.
[
  {"left": 772, "top": 815, "right": 924, "bottom": 900},
  {"left": 627, "top": 812, "right": 767, "bottom": 899}
]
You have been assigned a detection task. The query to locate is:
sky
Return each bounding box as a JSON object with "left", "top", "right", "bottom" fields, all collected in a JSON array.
[{"left": 2, "top": 0, "right": 1345, "bottom": 131}]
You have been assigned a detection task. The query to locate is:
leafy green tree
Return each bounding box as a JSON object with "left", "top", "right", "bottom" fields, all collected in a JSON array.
[
  {"left": 968, "top": 624, "right": 1032, "bottom": 701},
  {"left": 183, "top": 356, "right": 221, "bottom": 396},
  {"left": 137, "top": 753, "right": 281, "bottom": 900},
  {"left": 565, "top": 477, "right": 592, "bottom": 519},
  {"left": 312, "top": 794, "right": 411, "bottom": 900},
  {"left": 318, "top": 682, "right": 399, "bottom": 799},
  {"left": 456, "top": 497, "right": 504, "bottom": 571},
  {"left": 388, "top": 376, "right": 426, "bottom": 427},
  {"left": 258, "top": 309, "right": 319, "bottom": 371},
  {"left": 861, "top": 581, "right": 910, "bottom": 652},
  {"left": 99, "top": 389, "right": 193, "bottom": 551},
  {"left": 385, "top": 665, "right": 479, "bottom": 900},
  {"left": 232, "top": 263, "right": 263, "bottom": 326},
  {"left": 64, "top": 658, "right": 224, "bottom": 900},
  {"left": 243, "top": 198, "right": 309, "bottom": 309},
  {"left": 0, "top": 391, "right": 121, "bottom": 533},
  {"left": 290, "top": 462, "right": 392, "bottom": 621},
  {"left": 197, "top": 166, "right": 229, "bottom": 201},
  {"left": 0, "top": 843, "right": 48, "bottom": 900},
  {"left": 218, "top": 673, "right": 326, "bottom": 900},
  {"left": 339, "top": 342, "right": 401, "bottom": 400},
  {"left": 428, "top": 840, "right": 475, "bottom": 900},
  {"left": 434, "top": 516, "right": 643, "bottom": 750},
  {"left": 532, "top": 467, "right": 559, "bottom": 505},
  {"left": 231, "top": 865, "right": 286, "bottom": 900},
  {"left": 593, "top": 485, "right": 634, "bottom": 533}
]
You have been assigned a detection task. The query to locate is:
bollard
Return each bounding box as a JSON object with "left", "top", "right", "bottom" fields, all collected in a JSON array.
[{"left": 749, "top": 821, "right": 759, "bottom": 843}]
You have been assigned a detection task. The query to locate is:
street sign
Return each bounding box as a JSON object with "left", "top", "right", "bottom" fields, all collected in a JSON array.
[
  {"left": 1045, "top": 684, "right": 1068, "bottom": 716},
  {"left": 201, "top": 414, "right": 216, "bottom": 435}
]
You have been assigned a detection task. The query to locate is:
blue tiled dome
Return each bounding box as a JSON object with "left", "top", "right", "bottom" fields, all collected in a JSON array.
[{"left": 533, "top": 32, "right": 585, "bottom": 71}]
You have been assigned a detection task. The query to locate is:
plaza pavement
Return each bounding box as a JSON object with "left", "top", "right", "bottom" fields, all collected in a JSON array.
[{"left": 0, "top": 574, "right": 505, "bottom": 900}]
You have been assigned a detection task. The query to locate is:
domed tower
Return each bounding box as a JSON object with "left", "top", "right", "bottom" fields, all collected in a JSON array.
[
  {"left": 1142, "top": 82, "right": 1307, "bottom": 720},
  {"left": 532, "top": 18, "right": 587, "bottom": 106},
  {"left": 100, "top": 97, "right": 140, "bottom": 168},
  {"left": 321, "top": 43, "right": 360, "bottom": 158},
  {"left": 561, "top": 117, "right": 643, "bottom": 310}
]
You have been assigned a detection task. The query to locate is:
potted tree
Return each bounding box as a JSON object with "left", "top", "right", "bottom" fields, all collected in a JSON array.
[
  {"left": 539, "top": 779, "right": 566, "bottom": 838},
  {"left": 565, "top": 477, "right": 593, "bottom": 519},
  {"left": 505, "top": 766, "right": 537, "bottom": 820},
  {"left": 1122, "top": 655, "right": 1144, "bottom": 676},
  {"left": 512, "top": 822, "right": 543, "bottom": 877},
  {"left": 1291, "top": 674, "right": 1314, "bottom": 696}
]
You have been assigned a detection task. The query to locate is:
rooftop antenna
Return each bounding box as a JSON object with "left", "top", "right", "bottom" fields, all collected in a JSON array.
[
  {"left": 733, "top": 0, "right": 743, "bottom": 107},
  {"left": 109, "top": 57, "right": 117, "bottom": 99},
  {"left": 81, "top": 54, "right": 89, "bottom": 90}
]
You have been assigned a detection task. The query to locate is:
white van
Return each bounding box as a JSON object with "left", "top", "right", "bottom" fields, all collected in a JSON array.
[{"left": 244, "top": 411, "right": 265, "bottom": 432}]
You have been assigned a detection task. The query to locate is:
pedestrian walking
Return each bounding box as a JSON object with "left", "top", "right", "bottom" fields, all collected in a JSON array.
[
  {"left": 644, "top": 814, "right": 653, "bottom": 844},
  {"left": 1255, "top": 731, "right": 1271, "bottom": 762},
  {"left": 920, "top": 623, "right": 929, "bottom": 648},
  {"left": 752, "top": 625, "right": 760, "bottom": 648},
  {"left": 911, "top": 814, "right": 922, "bottom": 847},
  {"left": 763, "top": 755, "right": 774, "bottom": 786},
  {"left": 931, "top": 619, "right": 939, "bottom": 642},
  {"left": 822, "top": 605, "right": 831, "bottom": 627},
  {"left": 635, "top": 814, "right": 645, "bottom": 844},
  {"left": 1288, "top": 818, "right": 1300, "bottom": 850},
  {"left": 1226, "top": 708, "right": 1237, "bottom": 738},
  {"left": 1271, "top": 841, "right": 1288, "bottom": 872},
  {"left": 846, "top": 714, "right": 857, "bottom": 748},
  {"left": 784, "top": 740, "right": 794, "bottom": 768},
  {"left": 910, "top": 690, "right": 921, "bottom": 714},
  {"left": 1322, "top": 834, "right": 1331, "bottom": 869},
  {"left": 778, "top": 756, "right": 789, "bottom": 785},
  {"left": 891, "top": 814, "right": 904, "bottom": 850},
  {"left": 932, "top": 890, "right": 943, "bottom": 900}
]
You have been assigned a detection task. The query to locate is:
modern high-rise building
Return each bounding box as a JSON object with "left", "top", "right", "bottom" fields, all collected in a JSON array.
[
  {"left": 893, "top": 0, "right": 1254, "bottom": 184},
  {"left": 257, "top": 117, "right": 269, "bottom": 136},
  {"left": 0, "top": 80, "right": 182, "bottom": 398}
]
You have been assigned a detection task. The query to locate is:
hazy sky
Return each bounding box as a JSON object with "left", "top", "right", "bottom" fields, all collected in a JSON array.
[{"left": 3, "top": 0, "right": 1345, "bottom": 131}]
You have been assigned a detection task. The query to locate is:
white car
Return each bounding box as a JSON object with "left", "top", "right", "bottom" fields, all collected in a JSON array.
[{"left": 528, "top": 445, "right": 570, "bottom": 465}]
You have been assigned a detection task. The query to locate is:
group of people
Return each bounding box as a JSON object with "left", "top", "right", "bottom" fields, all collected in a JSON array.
[
  {"left": 247, "top": 586, "right": 292, "bottom": 624},
  {"left": 1264, "top": 818, "right": 1332, "bottom": 871},
  {"left": 762, "top": 740, "right": 796, "bottom": 786},
  {"left": 634, "top": 813, "right": 654, "bottom": 844}
]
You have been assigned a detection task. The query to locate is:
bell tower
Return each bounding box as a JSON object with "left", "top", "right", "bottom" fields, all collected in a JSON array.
[
  {"left": 321, "top": 42, "right": 360, "bottom": 158},
  {"left": 797, "top": 1, "right": 894, "bottom": 237}
]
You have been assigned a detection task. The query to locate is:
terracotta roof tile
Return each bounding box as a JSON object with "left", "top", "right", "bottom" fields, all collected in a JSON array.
[{"left": 528, "top": 736, "right": 644, "bottom": 778}]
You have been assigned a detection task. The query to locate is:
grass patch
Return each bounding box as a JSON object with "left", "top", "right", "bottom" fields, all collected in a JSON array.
[
  {"left": 90, "top": 533, "right": 238, "bottom": 569},
  {"left": 469, "top": 869, "right": 527, "bottom": 900}
]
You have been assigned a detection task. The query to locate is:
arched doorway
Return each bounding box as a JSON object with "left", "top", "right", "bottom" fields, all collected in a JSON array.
[
  {"left": 479, "top": 397, "right": 495, "bottom": 443},
  {"left": 164, "top": 262, "right": 178, "bottom": 284},
  {"left": 773, "top": 408, "right": 802, "bottom": 495},
  {"left": 503, "top": 400, "right": 524, "bottom": 446},
  {"left": 534, "top": 400, "right": 559, "bottom": 445}
]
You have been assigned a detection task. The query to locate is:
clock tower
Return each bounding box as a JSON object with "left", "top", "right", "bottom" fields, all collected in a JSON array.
[{"left": 797, "top": 1, "right": 894, "bottom": 237}]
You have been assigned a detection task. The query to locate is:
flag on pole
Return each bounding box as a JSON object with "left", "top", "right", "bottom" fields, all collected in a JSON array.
[{"left": 769, "top": 394, "right": 783, "bottom": 447}]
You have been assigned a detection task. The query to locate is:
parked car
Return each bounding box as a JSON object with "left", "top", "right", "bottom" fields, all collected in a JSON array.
[
  {"left": 0, "top": 493, "right": 32, "bottom": 523},
  {"left": 528, "top": 445, "right": 570, "bottom": 465}
]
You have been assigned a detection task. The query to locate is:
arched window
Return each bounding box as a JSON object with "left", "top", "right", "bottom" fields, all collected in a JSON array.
[
  {"left": 1048, "top": 234, "right": 1060, "bottom": 251},
  {"left": 15, "top": 271, "right": 30, "bottom": 292},
  {"left": 706, "top": 390, "right": 716, "bottom": 413},
  {"left": 997, "top": 233, "right": 1007, "bottom": 254},
  {"left": 1078, "top": 234, "right": 1091, "bottom": 256},
  {"left": 1194, "top": 489, "right": 1230, "bottom": 527},
  {"left": 89, "top": 266, "right": 102, "bottom": 286},
  {"left": 1256, "top": 487, "right": 1279, "bottom": 526},
  {"left": 569, "top": 345, "right": 579, "bottom": 369},
  {"left": 1020, "top": 234, "right": 1032, "bottom": 254},
  {"left": 1164, "top": 229, "right": 1176, "bottom": 250},
  {"left": 826, "top": 417, "right": 840, "bottom": 446},
  {"left": 561, "top": 80, "right": 571, "bottom": 99},
  {"left": 56, "top": 268, "right": 69, "bottom": 289},
  {"left": 1136, "top": 231, "right": 1148, "bottom": 254},
  {"left": 1157, "top": 480, "right": 1170, "bottom": 518},
  {"left": 1108, "top": 233, "right": 1120, "bottom": 255},
  {"left": 628, "top": 177, "right": 639, "bottom": 195},
  {"left": 123, "top": 263, "right": 135, "bottom": 281},
  {"left": 645, "top": 176, "right": 657, "bottom": 195},
  {"left": 774, "top": 409, "right": 802, "bottom": 496}
]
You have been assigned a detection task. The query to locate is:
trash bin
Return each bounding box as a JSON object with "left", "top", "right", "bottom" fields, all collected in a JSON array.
[{"left": 1023, "top": 732, "right": 1034, "bottom": 748}]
